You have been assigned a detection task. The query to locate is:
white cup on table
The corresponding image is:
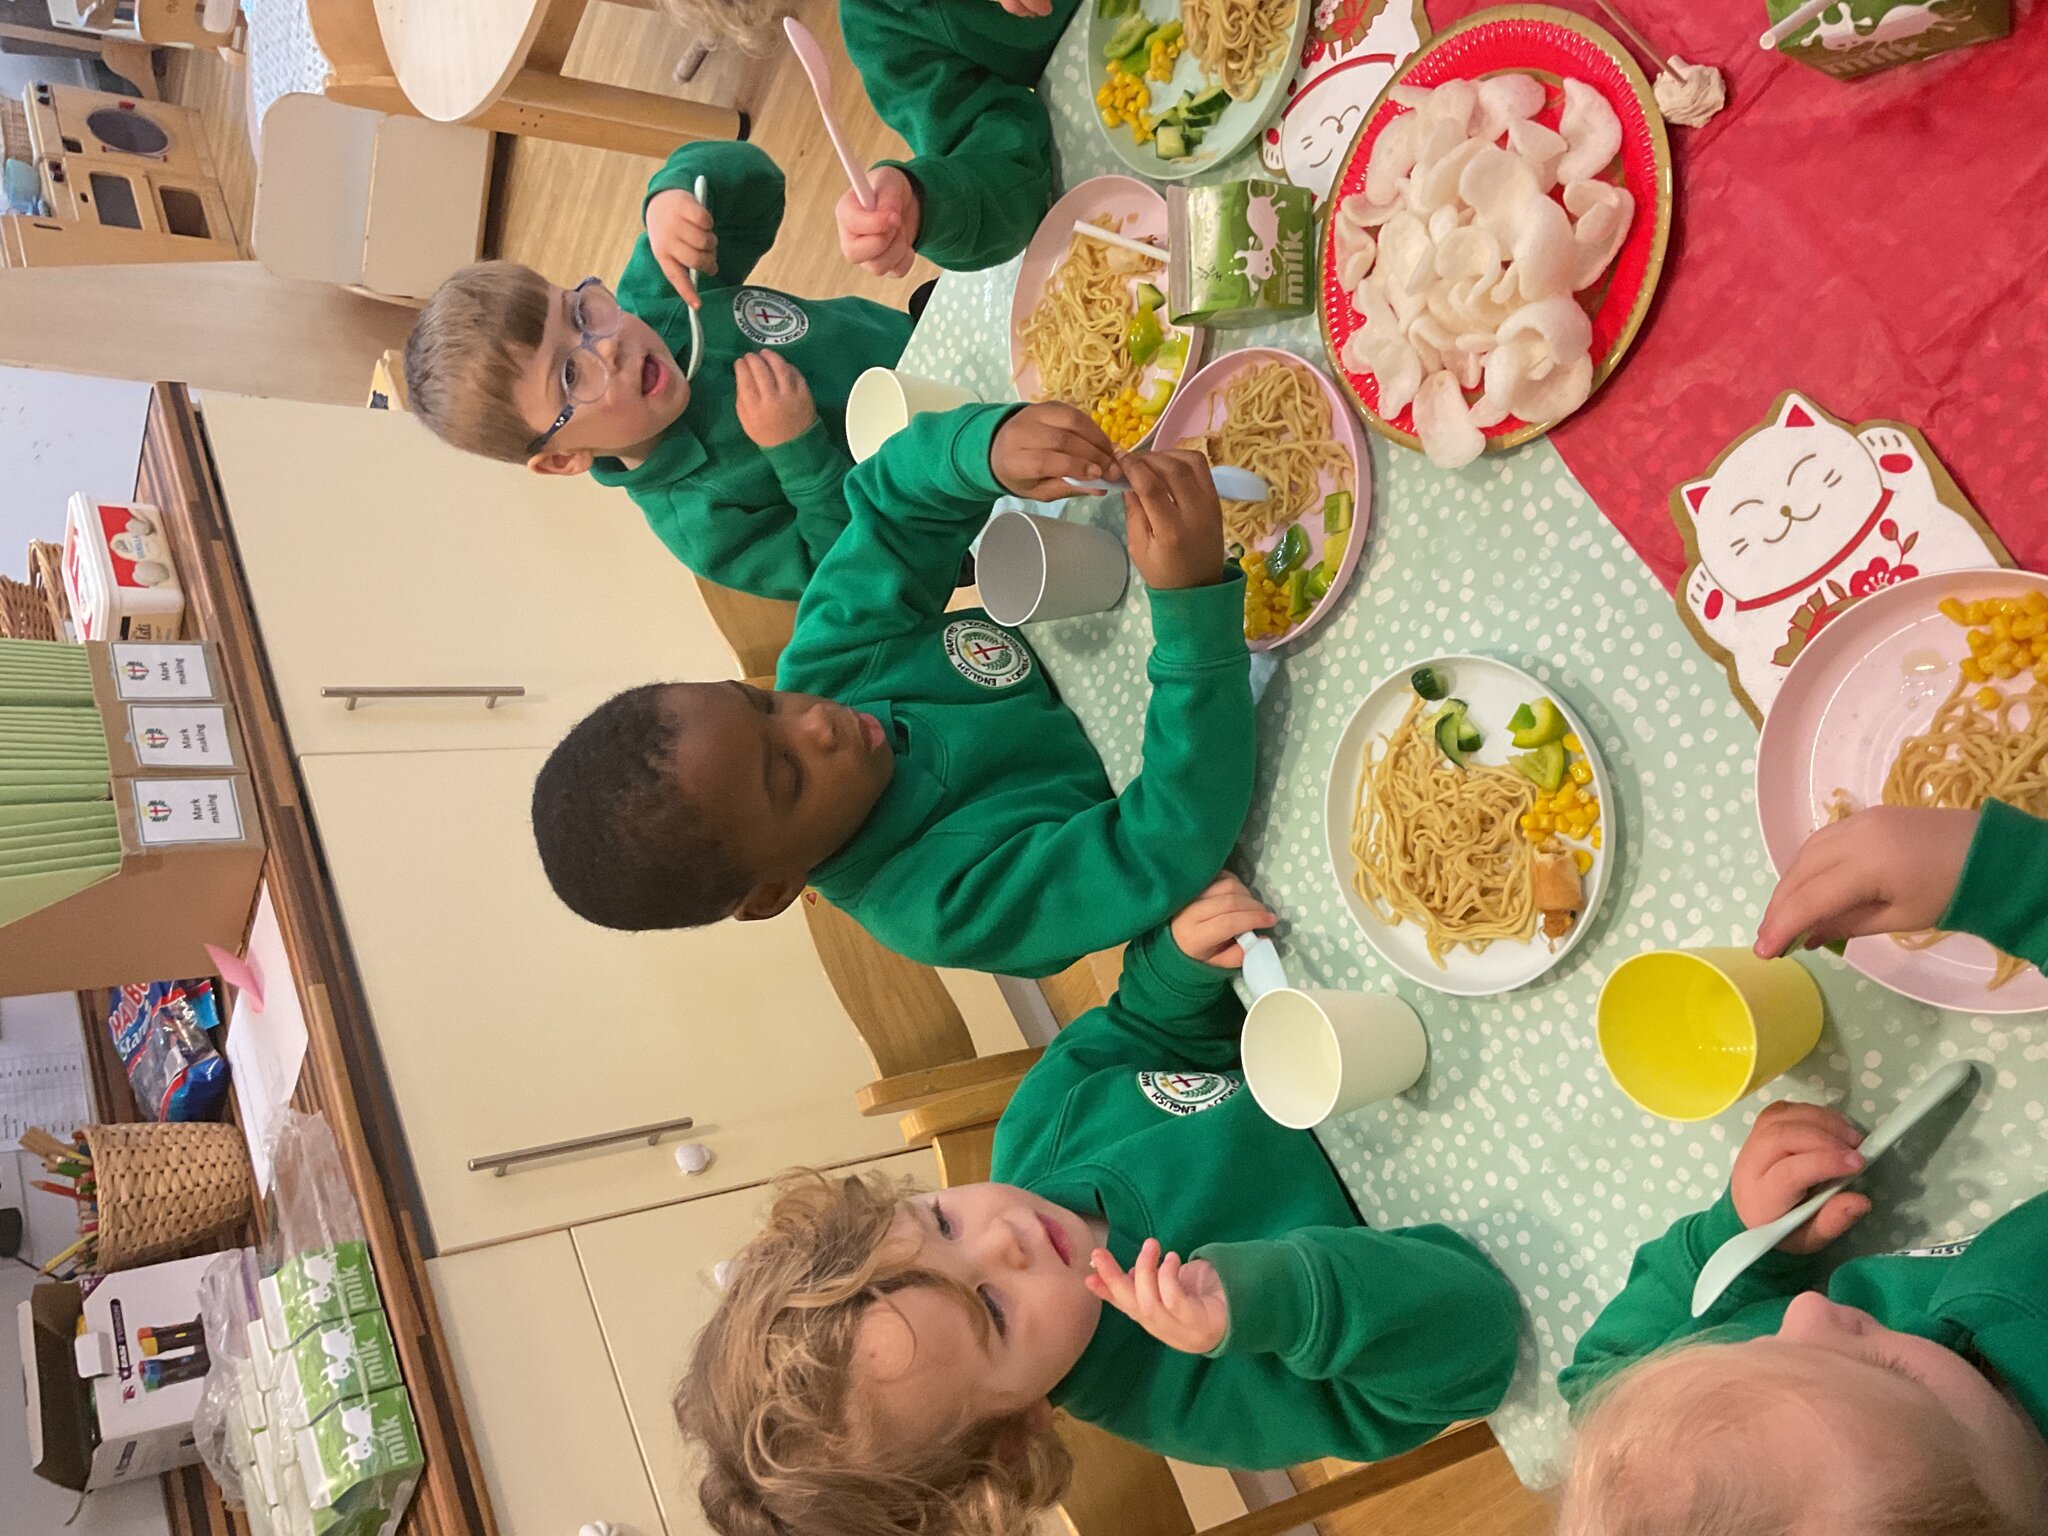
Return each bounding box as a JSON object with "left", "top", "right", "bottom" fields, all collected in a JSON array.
[
  {"left": 975, "top": 510, "right": 1129, "bottom": 626},
  {"left": 1237, "top": 933, "right": 1427, "bottom": 1129},
  {"left": 844, "top": 367, "right": 980, "bottom": 462}
]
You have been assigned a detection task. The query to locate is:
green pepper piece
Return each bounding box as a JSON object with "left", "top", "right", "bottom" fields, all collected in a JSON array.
[
  {"left": 1286, "top": 568, "right": 1314, "bottom": 621},
  {"left": 1127, "top": 302, "right": 1164, "bottom": 368},
  {"left": 1265, "top": 524, "right": 1310, "bottom": 581},
  {"left": 1322, "top": 489, "right": 1354, "bottom": 535}
]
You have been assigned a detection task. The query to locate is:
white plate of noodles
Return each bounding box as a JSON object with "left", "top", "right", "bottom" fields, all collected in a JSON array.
[
  {"left": 1757, "top": 567, "right": 2048, "bottom": 1015},
  {"left": 1010, "top": 175, "right": 1204, "bottom": 452},
  {"left": 1326, "top": 655, "right": 1614, "bottom": 996}
]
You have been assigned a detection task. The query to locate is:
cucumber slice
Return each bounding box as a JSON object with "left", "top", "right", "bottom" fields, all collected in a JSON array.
[
  {"left": 1433, "top": 701, "right": 1478, "bottom": 766},
  {"left": 1410, "top": 666, "right": 1449, "bottom": 701},
  {"left": 1155, "top": 123, "right": 1190, "bottom": 160}
]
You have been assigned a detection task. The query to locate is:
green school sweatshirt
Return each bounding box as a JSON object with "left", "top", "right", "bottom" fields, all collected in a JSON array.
[
  {"left": 777, "top": 403, "right": 1254, "bottom": 978},
  {"left": 991, "top": 926, "right": 1521, "bottom": 1469},
  {"left": 1939, "top": 798, "right": 2048, "bottom": 971},
  {"left": 1558, "top": 1185, "right": 2048, "bottom": 1435},
  {"left": 593, "top": 142, "right": 913, "bottom": 601},
  {"left": 839, "top": 0, "right": 1084, "bottom": 271}
]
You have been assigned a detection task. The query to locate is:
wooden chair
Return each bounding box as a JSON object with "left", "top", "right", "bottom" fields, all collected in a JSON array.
[{"left": 701, "top": 582, "right": 795, "bottom": 681}]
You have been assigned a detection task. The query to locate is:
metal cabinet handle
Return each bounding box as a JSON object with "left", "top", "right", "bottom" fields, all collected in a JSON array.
[
  {"left": 469, "top": 1116, "right": 696, "bottom": 1177},
  {"left": 323, "top": 685, "right": 526, "bottom": 711}
]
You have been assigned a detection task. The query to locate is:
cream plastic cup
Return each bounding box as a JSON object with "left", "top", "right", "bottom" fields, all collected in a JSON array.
[
  {"left": 976, "top": 511, "right": 1129, "bottom": 626},
  {"left": 844, "top": 367, "right": 980, "bottom": 462},
  {"left": 1238, "top": 934, "right": 1428, "bottom": 1129},
  {"left": 1597, "top": 948, "right": 1823, "bottom": 1121}
]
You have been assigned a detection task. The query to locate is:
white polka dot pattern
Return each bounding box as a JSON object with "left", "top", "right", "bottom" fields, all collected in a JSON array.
[{"left": 898, "top": 17, "right": 2048, "bottom": 1488}]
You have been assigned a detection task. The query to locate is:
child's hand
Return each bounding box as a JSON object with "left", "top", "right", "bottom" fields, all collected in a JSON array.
[
  {"left": 646, "top": 187, "right": 717, "bottom": 310},
  {"left": 1754, "top": 807, "right": 1978, "bottom": 959},
  {"left": 1731, "top": 1100, "right": 1870, "bottom": 1255},
  {"left": 990, "top": 403, "right": 1117, "bottom": 500},
  {"left": 1170, "top": 873, "right": 1277, "bottom": 970},
  {"left": 1121, "top": 450, "right": 1226, "bottom": 592},
  {"left": 1086, "top": 1239, "right": 1229, "bottom": 1355},
  {"left": 836, "top": 168, "right": 921, "bottom": 280},
  {"left": 734, "top": 352, "right": 817, "bottom": 448}
]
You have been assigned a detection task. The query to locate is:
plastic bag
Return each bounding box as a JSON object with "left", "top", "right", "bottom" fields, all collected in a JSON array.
[
  {"left": 106, "top": 978, "right": 228, "bottom": 1121},
  {"left": 193, "top": 1247, "right": 262, "bottom": 1509}
]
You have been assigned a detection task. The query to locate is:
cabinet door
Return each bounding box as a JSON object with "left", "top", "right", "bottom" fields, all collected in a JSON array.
[
  {"left": 302, "top": 746, "right": 900, "bottom": 1252},
  {"left": 574, "top": 1149, "right": 939, "bottom": 1536},
  {"left": 201, "top": 393, "right": 727, "bottom": 755},
  {"left": 432, "top": 1233, "right": 665, "bottom": 1536}
]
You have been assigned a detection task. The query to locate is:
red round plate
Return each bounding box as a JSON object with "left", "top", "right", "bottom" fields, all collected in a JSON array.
[{"left": 1318, "top": 5, "right": 1673, "bottom": 452}]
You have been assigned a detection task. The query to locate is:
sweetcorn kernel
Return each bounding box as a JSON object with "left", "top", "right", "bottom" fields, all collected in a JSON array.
[
  {"left": 1562, "top": 732, "right": 1583, "bottom": 753},
  {"left": 1591, "top": 826, "right": 1603, "bottom": 849},
  {"left": 1568, "top": 760, "right": 1594, "bottom": 785},
  {"left": 1572, "top": 849, "right": 1594, "bottom": 875},
  {"left": 1976, "top": 686, "right": 2002, "bottom": 710}
]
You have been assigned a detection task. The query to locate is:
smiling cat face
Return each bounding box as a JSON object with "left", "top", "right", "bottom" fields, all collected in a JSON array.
[{"left": 1679, "top": 393, "right": 1885, "bottom": 601}]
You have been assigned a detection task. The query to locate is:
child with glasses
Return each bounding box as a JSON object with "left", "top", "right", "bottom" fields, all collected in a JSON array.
[{"left": 403, "top": 143, "right": 915, "bottom": 603}]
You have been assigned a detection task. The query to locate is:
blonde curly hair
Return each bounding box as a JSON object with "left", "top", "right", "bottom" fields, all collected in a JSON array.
[
  {"left": 676, "top": 1169, "right": 1073, "bottom": 1536},
  {"left": 1561, "top": 1338, "right": 2040, "bottom": 1536},
  {"left": 658, "top": 0, "right": 791, "bottom": 54}
]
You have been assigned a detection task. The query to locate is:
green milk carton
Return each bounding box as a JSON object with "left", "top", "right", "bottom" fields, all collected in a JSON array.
[
  {"left": 261, "top": 1243, "right": 382, "bottom": 1350},
  {"left": 1167, "top": 179, "right": 1316, "bottom": 329},
  {"left": 291, "top": 1386, "right": 424, "bottom": 1536},
  {"left": 278, "top": 1310, "right": 403, "bottom": 1431},
  {"left": 1768, "top": 0, "right": 2009, "bottom": 78}
]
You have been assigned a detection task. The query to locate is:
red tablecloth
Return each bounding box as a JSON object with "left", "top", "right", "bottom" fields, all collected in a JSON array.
[{"left": 1432, "top": 0, "right": 2047, "bottom": 591}]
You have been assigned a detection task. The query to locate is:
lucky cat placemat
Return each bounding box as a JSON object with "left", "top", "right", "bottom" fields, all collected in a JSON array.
[{"left": 1673, "top": 390, "right": 2009, "bottom": 723}]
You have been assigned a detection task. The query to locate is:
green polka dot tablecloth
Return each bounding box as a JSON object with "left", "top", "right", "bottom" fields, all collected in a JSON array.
[{"left": 899, "top": 18, "right": 2048, "bottom": 1487}]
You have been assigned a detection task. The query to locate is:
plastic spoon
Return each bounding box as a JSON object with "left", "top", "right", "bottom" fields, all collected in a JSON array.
[
  {"left": 685, "top": 175, "right": 709, "bottom": 381},
  {"left": 1065, "top": 466, "right": 1271, "bottom": 502},
  {"left": 1688, "top": 1060, "right": 1978, "bottom": 1318},
  {"left": 784, "top": 18, "right": 875, "bottom": 210}
]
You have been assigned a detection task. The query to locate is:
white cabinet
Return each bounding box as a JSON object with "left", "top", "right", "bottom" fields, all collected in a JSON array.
[
  {"left": 301, "top": 745, "right": 901, "bottom": 1252},
  {"left": 431, "top": 1233, "right": 666, "bottom": 1536},
  {"left": 200, "top": 393, "right": 720, "bottom": 755},
  {"left": 573, "top": 1150, "right": 938, "bottom": 1536}
]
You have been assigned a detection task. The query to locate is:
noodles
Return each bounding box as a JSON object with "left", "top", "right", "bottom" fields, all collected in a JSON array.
[
  {"left": 1181, "top": 0, "right": 1297, "bottom": 101},
  {"left": 1874, "top": 676, "right": 2048, "bottom": 989},
  {"left": 1350, "top": 697, "right": 1540, "bottom": 966},
  {"left": 1018, "top": 218, "right": 1149, "bottom": 412},
  {"left": 1177, "top": 360, "right": 1352, "bottom": 548}
]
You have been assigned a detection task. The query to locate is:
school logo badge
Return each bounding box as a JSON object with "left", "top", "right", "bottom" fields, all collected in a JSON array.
[
  {"left": 142, "top": 727, "right": 170, "bottom": 749},
  {"left": 942, "top": 620, "right": 1032, "bottom": 689},
  {"left": 1136, "top": 1071, "right": 1240, "bottom": 1116},
  {"left": 732, "top": 288, "right": 810, "bottom": 346},
  {"left": 125, "top": 661, "right": 150, "bottom": 681},
  {"left": 144, "top": 798, "right": 174, "bottom": 824}
]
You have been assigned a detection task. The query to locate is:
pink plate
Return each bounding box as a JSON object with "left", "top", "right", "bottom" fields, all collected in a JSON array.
[
  {"left": 1757, "top": 567, "right": 2048, "bottom": 1014},
  {"left": 1152, "top": 348, "right": 1372, "bottom": 653},
  {"left": 1318, "top": 5, "right": 1672, "bottom": 454},
  {"left": 1009, "top": 175, "right": 1203, "bottom": 447}
]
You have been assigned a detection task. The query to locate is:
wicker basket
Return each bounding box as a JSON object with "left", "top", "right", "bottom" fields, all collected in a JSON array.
[
  {"left": 85, "top": 1121, "right": 255, "bottom": 1272},
  {"left": 26, "top": 540, "right": 72, "bottom": 642},
  {"left": 0, "top": 99, "right": 29, "bottom": 164},
  {"left": 0, "top": 573, "right": 56, "bottom": 640}
]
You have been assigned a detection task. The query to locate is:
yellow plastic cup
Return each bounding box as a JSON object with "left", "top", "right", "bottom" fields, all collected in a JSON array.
[{"left": 1597, "top": 948, "right": 1823, "bottom": 1121}]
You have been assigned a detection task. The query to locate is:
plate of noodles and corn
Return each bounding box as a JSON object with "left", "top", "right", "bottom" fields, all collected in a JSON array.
[
  {"left": 1153, "top": 348, "right": 1369, "bottom": 650},
  {"left": 1011, "top": 176, "right": 1204, "bottom": 453},
  {"left": 1757, "top": 567, "right": 2048, "bottom": 1014},
  {"left": 1087, "top": 0, "right": 1313, "bottom": 180},
  {"left": 1326, "top": 655, "right": 1613, "bottom": 996}
]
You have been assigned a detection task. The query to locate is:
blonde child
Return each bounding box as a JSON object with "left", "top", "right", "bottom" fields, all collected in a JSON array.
[
  {"left": 677, "top": 876, "right": 1521, "bottom": 1536},
  {"left": 1557, "top": 1100, "right": 2048, "bottom": 1535},
  {"left": 403, "top": 142, "right": 913, "bottom": 602}
]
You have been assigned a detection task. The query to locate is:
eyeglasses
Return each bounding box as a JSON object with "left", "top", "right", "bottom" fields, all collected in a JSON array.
[{"left": 524, "top": 277, "right": 625, "bottom": 457}]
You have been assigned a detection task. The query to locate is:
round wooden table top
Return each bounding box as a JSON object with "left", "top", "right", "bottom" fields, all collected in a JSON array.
[{"left": 372, "top": 0, "right": 553, "bottom": 122}]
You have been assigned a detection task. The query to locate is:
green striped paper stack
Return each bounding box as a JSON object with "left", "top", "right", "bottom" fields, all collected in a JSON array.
[{"left": 0, "top": 639, "right": 121, "bottom": 927}]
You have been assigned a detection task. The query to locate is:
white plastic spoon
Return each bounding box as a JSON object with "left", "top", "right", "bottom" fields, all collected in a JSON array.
[
  {"left": 1065, "top": 466, "right": 1270, "bottom": 501},
  {"left": 1689, "top": 1060, "right": 1979, "bottom": 1318},
  {"left": 684, "top": 175, "right": 709, "bottom": 381},
  {"left": 784, "top": 18, "right": 875, "bottom": 210}
]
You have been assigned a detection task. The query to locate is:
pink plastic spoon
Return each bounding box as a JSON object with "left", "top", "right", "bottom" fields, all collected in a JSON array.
[{"left": 783, "top": 18, "right": 875, "bottom": 210}]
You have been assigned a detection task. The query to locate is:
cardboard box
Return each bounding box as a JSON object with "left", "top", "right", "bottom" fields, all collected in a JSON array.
[
  {"left": 18, "top": 1254, "right": 220, "bottom": 1492},
  {"left": 290, "top": 1386, "right": 423, "bottom": 1536},
  {"left": 1769, "top": 0, "right": 2010, "bottom": 78},
  {"left": 260, "top": 1242, "right": 382, "bottom": 1352},
  {"left": 82, "top": 639, "right": 246, "bottom": 775},
  {"left": 0, "top": 772, "right": 264, "bottom": 995},
  {"left": 1167, "top": 179, "right": 1315, "bottom": 328},
  {"left": 275, "top": 1310, "right": 402, "bottom": 1431}
]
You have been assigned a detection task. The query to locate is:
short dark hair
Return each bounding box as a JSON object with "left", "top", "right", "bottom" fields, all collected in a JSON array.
[{"left": 531, "top": 685, "right": 750, "bottom": 931}]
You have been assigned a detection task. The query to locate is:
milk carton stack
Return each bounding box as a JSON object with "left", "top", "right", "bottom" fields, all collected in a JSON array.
[{"left": 216, "top": 1244, "right": 424, "bottom": 1536}]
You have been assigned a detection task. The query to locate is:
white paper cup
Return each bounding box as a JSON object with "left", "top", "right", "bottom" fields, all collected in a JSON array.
[
  {"left": 1241, "top": 987, "right": 1427, "bottom": 1129},
  {"left": 844, "top": 367, "right": 980, "bottom": 462},
  {"left": 976, "top": 511, "right": 1129, "bottom": 626}
]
